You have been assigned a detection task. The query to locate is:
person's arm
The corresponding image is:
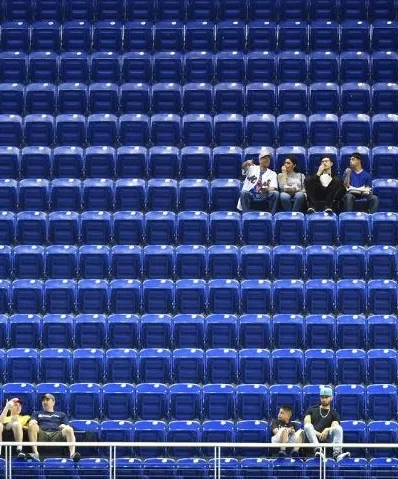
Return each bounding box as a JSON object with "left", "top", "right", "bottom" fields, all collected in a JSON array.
[
  {"left": 343, "top": 169, "right": 351, "bottom": 189},
  {"left": 0, "top": 400, "right": 14, "bottom": 424},
  {"left": 316, "top": 164, "right": 325, "bottom": 177},
  {"left": 58, "top": 412, "right": 69, "bottom": 429},
  {"left": 267, "top": 172, "right": 278, "bottom": 192},
  {"left": 242, "top": 160, "right": 254, "bottom": 174},
  {"left": 304, "top": 414, "right": 312, "bottom": 425},
  {"left": 279, "top": 167, "right": 288, "bottom": 187}
]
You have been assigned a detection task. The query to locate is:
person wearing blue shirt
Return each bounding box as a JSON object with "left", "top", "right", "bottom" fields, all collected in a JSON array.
[{"left": 343, "top": 152, "right": 379, "bottom": 213}]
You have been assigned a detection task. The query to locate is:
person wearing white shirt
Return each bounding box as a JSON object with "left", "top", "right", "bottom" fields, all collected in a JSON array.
[
  {"left": 238, "top": 149, "right": 279, "bottom": 214},
  {"left": 304, "top": 157, "right": 345, "bottom": 214}
]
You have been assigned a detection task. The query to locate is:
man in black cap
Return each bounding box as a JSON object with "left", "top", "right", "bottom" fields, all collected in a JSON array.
[{"left": 27, "top": 393, "right": 80, "bottom": 461}]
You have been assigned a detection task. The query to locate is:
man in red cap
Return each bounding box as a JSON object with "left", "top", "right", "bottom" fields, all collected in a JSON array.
[{"left": 0, "top": 398, "right": 30, "bottom": 458}]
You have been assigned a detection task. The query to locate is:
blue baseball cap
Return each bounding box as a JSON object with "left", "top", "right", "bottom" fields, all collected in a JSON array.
[{"left": 320, "top": 386, "right": 333, "bottom": 397}]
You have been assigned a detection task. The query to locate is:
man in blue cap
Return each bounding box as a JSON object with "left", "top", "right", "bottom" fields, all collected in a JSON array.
[{"left": 303, "top": 386, "right": 350, "bottom": 462}]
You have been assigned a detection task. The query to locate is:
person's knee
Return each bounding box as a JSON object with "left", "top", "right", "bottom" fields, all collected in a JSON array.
[
  {"left": 269, "top": 191, "right": 279, "bottom": 198},
  {"left": 331, "top": 424, "right": 342, "bottom": 433},
  {"left": 28, "top": 422, "right": 39, "bottom": 433},
  {"left": 62, "top": 426, "right": 75, "bottom": 437},
  {"left": 304, "top": 423, "right": 313, "bottom": 433},
  {"left": 10, "top": 421, "right": 22, "bottom": 431}
]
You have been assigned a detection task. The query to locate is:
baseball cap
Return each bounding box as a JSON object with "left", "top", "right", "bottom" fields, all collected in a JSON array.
[
  {"left": 41, "top": 393, "right": 55, "bottom": 401},
  {"left": 320, "top": 386, "right": 333, "bottom": 397},
  {"left": 10, "top": 398, "right": 22, "bottom": 404},
  {"left": 258, "top": 147, "right": 272, "bottom": 160}
]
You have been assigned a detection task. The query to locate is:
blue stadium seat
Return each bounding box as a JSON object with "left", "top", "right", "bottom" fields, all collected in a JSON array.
[
  {"left": 79, "top": 245, "right": 110, "bottom": 279},
  {"left": 245, "top": 83, "right": 276, "bottom": 115},
  {"left": 102, "top": 383, "right": 135, "bottom": 420},
  {"left": 0, "top": 279, "right": 11, "bottom": 313},
  {"left": 3, "top": 383, "right": 34, "bottom": 413},
  {"left": 309, "top": 20, "right": 339, "bottom": 51},
  {"left": 240, "top": 245, "right": 271, "bottom": 280},
  {"left": 341, "top": 83, "right": 371, "bottom": 114},
  {"left": 245, "top": 114, "right": 276, "bottom": 146},
  {"left": 309, "top": 83, "right": 339, "bottom": 115},
  {"left": 182, "top": 83, "right": 213, "bottom": 115},
  {"left": 151, "top": 113, "right": 181, "bottom": 146},
  {"left": 81, "top": 211, "right": 112, "bottom": 244},
  {"left": 141, "top": 314, "right": 172, "bottom": 349},
  {"left": 208, "top": 279, "right": 240, "bottom": 314},
  {"left": 133, "top": 420, "right": 167, "bottom": 458},
  {"left": 341, "top": 20, "right": 371, "bottom": 51},
  {"left": 167, "top": 420, "right": 201, "bottom": 458},
  {"left": 307, "top": 146, "right": 338, "bottom": 176},
  {"left": 148, "top": 146, "right": 179, "bottom": 179},
  {"left": 215, "top": 51, "right": 246, "bottom": 82},
  {"left": 274, "top": 212, "right": 305, "bottom": 245},
  {"left": 107, "top": 314, "right": 139, "bottom": 350},
  {"left": 64, "top": 0, "right": 95, "bottom": 21},
  {"left": 279, "top": 0, "right": 308, "bottom": 19},
  {"left": 306, "top": 246, "right": 335, "bottom": 279},
  {"left": 9, "top": 313, "right": 41, "bottom": 348},
  {"left": 336, "top": 245, "right": 366, "bottom": 279},
  {"left": 78, "top": 458, "right": 109, "bottom": 478},
  {"left": 246, "top": 52, "right": 276, "bottom": 83},
  {"left": 28, "top": 52, "right": 58, "bottom": 83},
  {"left": 214, "top": 114, "right": 244, "bottom": 146},
  {"left": 367, "top": 354, "right": 397, "bottom": 392},
  {"left": 216, "top": 20, "right": 246, "bottom": 51},
  {"left": 340, "top": 420, "right": 367, "bottom": 457},
  {"left": 109, "top": 279, "right": 141, "bottom": 315},
  {"left": 115, "top": 147, "right": 147, "bottom": 179},
  {"left": 175, "top": 245, "right": 207, "bottom": 279},
  {"left": 369, "top": 458, "right": 398, "bottom": 477},
  {"left": 31, "top": 20, "right": 61, "bottom": 52},
  {"left": 306, "top": 279, "right": 336, "bottom": 314},
  {"left": 203, "top": 384, "right": 235, "bottom": 420},
  {"left": 154, "top": 21, "right": 184, "bottom": 52},
  {"left": 145, "top": 211, "right": 176, "bottom": 245},
  {"left": 84, "top": 146, "right": 115, "bottom": 178},
  {"left": 339, "top": 212, "right": 370, "bottom": 246},
  {"left": 187, "top": 0, "right": 216, "bottom": 20},
  {"left": 241, "top": 458, "right": 271, "bottom": 478},
  {"left": 277, "top": 114, "right": 307, "bottom": 146},
  {"left": 142, "top": 279, "right": 174, "bottom": 314},
  {"left": 14, "top": 245, "right": 45, "bottom": 279},
  {"left": 16, "top": 211, "right": 47, "bottom": 245},
  {"left": 138, "top": 348, "right": 172, "bottom": 384},
  {"left": 56, "top": 114, "right": 87, "bottom": 146},
  {"left": 336, "top": 348, "right": 366, "bottom": 384},
  {"left": 1, "top": 21, "right": 31, "bottom": 52},
  {"left": 242, "top": 212, "right": 273, "bottom": 245},
  {"left": 278, "top": 52, "right": 307, "bottom": 83},
  {"left": 42, "top": 458, "right": 76, "bottom": 478},
  {"left": 24, "top": 114, "right": 55, "bottom": 147},
  {"left": 124, "top": 21, "right": 153, "bottom": 52},
  {"left": 39, "top": 348, "right": 72, "bottom": 383},
  {"left": 0, "top": 179, "right": 17, "bottom": 211},
  {"left": 372, "top": 146, "right": 398, "bottom": 179},
  {"left": 308, "top": 114, "right": 339, "bottom": 146},
  {"left": 119, "top": 83, "right": 150, "bottom": 115},
  {"left": 151, "top": 83, "right": 182, "bottom": 114},
  {"left": 0, "top": 246, "right": 12, "bottom": 279},
  {"left": 205, "top": 314, "right": 238, "bottom": 349},
  {"left": 62, "top": 21, "right": 92, "bottom": 52},
  {"left": 48, "top": 212, "right": 79, "bottom": 246},
  {"left": 153, "top": 52, "right": 183, "bottom": 83},
  {"left": 368, "top": 314, "right": 398, "bottom": 350},
  {"left": 119, "top": 114, "right": 150, "bottom": 147},
  {"left": 42, "top": 313, "right": 74, "bottom": 348},
  {"left": 336, "top": 314, "right": 366, "bottom": 349},
  {"left": 236, "top": 421, "right": 270, "bottom": 458},
  {"left": 87, "top": 113, "right": 118, "bottom": 146},
  {"left": 179, "top": 160, "right": 210, "bottom": 192},
  {"left": 273, "top": 245, "right": 304, "bottom": 280},
  {"left": 20, "top": 147, "right": 51, "bottom": 179},
  {"left": 93, "top": 21, "right": 123, "bottom": 52},
  {"left": 69, "top": 383, "right": 102, "bottom": 420},
  {"left": 275, "top": 146, "right": 307, "bottom": 175},
  {"left": 248, "top": 0, "right": 276, "bottom": 19},
  {"left": 277, "top": 83, "right": 307, "bottom": 115},
  {"left": 147, "top": 179, "right": 177, "bottom": 211},
  {"left": 305, "top": 349, "right": 335, "bottom": 385},
  {"left": 88, "top": 84, "right": 119, "bottom": 115},
  {"left": 279, "top": 21, "right": 308, "bottom": 52},
  {"left": 269, "top": 384, "right": 302, "bottom": 419},
  {"left": 241, "top": 279, "right": 271, "bottom": 314},
  {"left": 272, "top": 348, "right": 304, "bottom": 384},
  {"left": 368, "top": 421, "right": 398, "bottom": 458},
  {"left": 372, "top": 114, "right": 398, "bottom": 147},
  {"left": 372, "top": 179, "right": 398, "bottom": 212},
  {"left": 273, "top": 280, "right": 304, "bottom": 314},
  {"left": 339, "top": 0, "right": 368, "bottom": 20},
  {"left": 184, "top": 52, "right": 215, "bottom": 83},
  {"left": 96, "top": 0, "right": 124, "bottom": 19},
  {"left": 143, "top": 458, "right": 175, "bottom": 478},
  {"left": 334, "top": 384, "right": 366, "bottom": 420},
  {"left": 186, "top": 21, "right": 215, "bottom": 51},
  {"left": 173, "top": 314, "right": 205, "bottom": 348},
  {"left": 272, "top": 458, "right": 305, "bottom": 478},
  {"left": 82, "top": 179, "right": 113, "bottom": 211},
  {"left": 91, "top": 52, "right": 120, "bottom": 83},
  {"left": 75, "top": 314, "right": 107, "bottom": 348},
  {"left": 172, "top": 348, "right": 204, "bottom": 384},
  {"left": 182, "top": 113, "right": 213, "bottom": 146},
  {"left": 340, "top": 113, "right": 371, "bottom": 146},
  {"left": 370, "top": 213, "right": 398, "bottom": 247},
  {"left": 372, "top": 52, "right": 398, "bottom": 83},
  {"left": 115, "top": 458, "right": 143, "bottom": 478},
  {"left": 210, "top": 211, "right": 241, "bottom": 245},
  {"left": 121, "top": 52, "right": 152, "bottom": 83},
  {"left": 52, "top": 146, "right": 83, "bottom": 178},
  {"left": 214, "top": 83, "right": 244, "bottom": 115},
  {"left": 0, "top": 114, "right": 22, "bottom": 146},
  {"left": 0, "top": 52, "right": 28, "bottom": 83},
  {"left": 239, "top": 348, "right": 271, "bottom": 384},
  {"left": 337, "top": 280, "right": 367, "bottom": 315},
  {"left": 35, "top": 383, "right": 69, "bottom": 414},
  {"left": 0, "top": 146, "right": 20, "bottom": 179},
  {"left": 175, "top": 279, "right": 207, "bottom": 314},
  {"left": 368, "top": 280, "right": 397, "bottom": 315},
  {"left": 340, "top": 52, "right": 370, "bottom": 83},
  {"left": 208, "top": 245, "right": 239, "bottom": 280},
  {"left": 372, "top": 20, "right": 398, "bottom": 51},
  {"left": 236, "top": 384, "right": 269, "bottom": 420},
  {"left": 77, "top": 279, "right": 108, "bottom": 314},
  {"left": 143, "top": 245, "right": 174, "bottom": 280},
  {"left": 308, "top": 52, "right": 339, "bottom": 83},
  {"left": 25, "top": 84, "right": 55, "bottom": 115},
  {"left": 6, "top": 348, "right": 38, "bottom": 383}
]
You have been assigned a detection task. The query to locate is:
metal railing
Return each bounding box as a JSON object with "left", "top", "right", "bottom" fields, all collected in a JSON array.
[{"left": 0, "top": 441, "right": 396, "bottom": 478}]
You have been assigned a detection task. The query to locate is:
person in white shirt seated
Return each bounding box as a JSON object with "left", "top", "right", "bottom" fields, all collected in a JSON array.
[
  {"left": 278, "top": 156, "right": 306, "bottom": 212},
  {"left": 304, "top": 157, "right": 345, "bottom": 214},
  {"left": 237, "top": 148, "right": 279, "bottom": 214}
]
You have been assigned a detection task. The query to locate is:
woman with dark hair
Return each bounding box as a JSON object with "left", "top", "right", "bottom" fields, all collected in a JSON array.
[{"left": 278, "top": 156, "right": 306, "bottom": 212}]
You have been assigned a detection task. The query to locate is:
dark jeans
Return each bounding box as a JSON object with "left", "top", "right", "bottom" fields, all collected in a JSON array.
[
  {"left": 240, "top": 190, "right": 280, "bottom": 214},
  {"left": 304, "top": 176, "right": 345, "bottom": 212},
  {"left": 343, "top": 192, "right": 379, "bottom": 214}
]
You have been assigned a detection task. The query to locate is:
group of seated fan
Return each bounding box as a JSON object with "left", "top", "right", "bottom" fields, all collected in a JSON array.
[
  {"left": 272, "top": 386, "right": 350, "bottom": 462},
  {"left": 0, "top": 395, "right": 80, "bottom": 462},
  {"left": 239, "top": 149, "right": 379, "bottom": 215}
]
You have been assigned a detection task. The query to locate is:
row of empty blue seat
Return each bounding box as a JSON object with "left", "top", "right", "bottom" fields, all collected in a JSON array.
[
  {"left": 0, "top": 51, "right": 397, "bottom": 84},
  {"left": 0, "top": 145, "right": 397, "bottom": 180},
  {"left": 0, "top": 277, "right": 397, "bottom": 315},
  {"left": 2, "top": 19, "right": 398, "bottom": 53},
  {"left": 5, "top": 457, "right": 398, "bottom": 479},
  {"left": 0, "top": 112, "right": 398, "bottom": 149},
  {"left": 0, "top": 312, "right": 395, "bottom": 350},
  {"left": 1, "top": 82, "right": 397, "bottom": 117},
  {"left": 0, "top": 381, "right": 396, "bottom": 422},
  {"left": 0, "top": 244, "right": 398, "bottom": 281},
  {"left": 1, "top": 347, "right": 398, "bottom": 388},
  {"left": 1, "top": 0, "right": 395, "bottom": 21},
  {"left": 1, "top": 211, "right": 397, "bottom": 247}
]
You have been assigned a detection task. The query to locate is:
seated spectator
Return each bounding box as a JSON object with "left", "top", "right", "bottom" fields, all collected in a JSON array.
[
  {"left": 303, "top": 386, "right": 350, "bottom": 461},
  {"left": 0, "top": 398, "right": 30, "bottom": 458},
  {"left": 237, "top": 148, "right": 279, "bottom": 214},
  {"left": 27, "top": 393, "right": 80, "bottom": 461},
  {"left": 343, "top": 152, "right": 379, "bottom": 213},
  {"left": 271, "top": 406, "right": 303, "bottom": 458},
  {"left": 304, "top": 157, "right": 345, "bottom": 214},
  {"left": 278, "top": 156, "right": 306, "bottom": 212}
]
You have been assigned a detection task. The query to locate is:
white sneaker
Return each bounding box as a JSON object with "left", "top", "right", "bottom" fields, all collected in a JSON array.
[
  {"left": 335, "top": 452, "right": 351, "bottom": 462},
  {"left": 29, "top": 452, "right": 40, "bottom": 461}
]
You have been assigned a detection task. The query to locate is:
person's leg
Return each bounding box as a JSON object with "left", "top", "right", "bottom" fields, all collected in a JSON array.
[
  {"left": 292, "top": 192, "right": 306, "bottom": 212},
  {"left": 328, "top": 424, "right": 350, "bottom": 460},
  {"left": 239, "top": 190, "right": 254, "bottom": 212},
  {"left": 343, "top": 193, "right": 355, "bottom": 212},
  {"left": 289, "top": 429, "right": 304, "bottom": 454},
  {"left": 267, "top": 191, "right": 280, "bottom": 215},
  {"left": 28, "top": 423, "right": 40, "bottom": 456},
  {"left": 10, "top": 421, "right": 23, "bottom": 452},
  {"left": 304, "top": 177, "right": 322, "bottom": 210},
  {"left": 304, "top": 423, "right": 320, "bottom": 449},
  {"left": 272, "top": 428, "right": 289, "bottom": 457},
  {"left": 61, "top": 425, "right": 79, "bottom": 460},
  {"left": 279, "top": 192, "right": 293, "bottom": 211},
  {"left": 324, "top": 178, "right": 345, "bottom": 211},
  {"left": 367, "top": 194, "right": 379, "bottom": 214}
]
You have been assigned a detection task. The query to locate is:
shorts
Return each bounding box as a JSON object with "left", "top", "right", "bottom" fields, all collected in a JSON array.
[
  {"left": 272, "top": 428, "right": 302, "bottom": 444},
  {"left": 38, "top": 430, "right": 63, "bottom": 442}
]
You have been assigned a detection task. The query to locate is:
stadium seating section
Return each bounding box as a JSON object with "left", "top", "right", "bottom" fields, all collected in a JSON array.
[{"left": 0, "top": 0, "right": 397, "bottom": 474}]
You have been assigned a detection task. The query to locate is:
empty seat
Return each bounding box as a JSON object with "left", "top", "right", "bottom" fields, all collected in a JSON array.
[
  {"left": 368, "top": 351, "right": 398, "bottom": 388},
  {"left": 367, "top": 245, "right": 397, "bottom": 279},
  {"left": 0, "top": 179, "right": 17, "bottom": 211},
  {"left": 306, "top": 245, "right": 335, "bottom": 279},
  {"left": 336, "top": 245, "right": 366, "bottom": 279},
  {"left": 138, "top": 349, "right": 171, "bottom": 384},
  {"left": 203, "top": 384, "right": 235, "bottom": 420},
  {"left": 308, "top": 52, "right": 338, "bottom": 83},
  {"left": 172, "top": 348, "right": 204, "bottom": 384},
  {"left": 0, "top": 52, "right": 28, "bottom": 83},
  {"left": 93, "top": 21, "right": 123, "bottom": 52},
  {"left": 339, "top": 212, "right": 370, "bottom": 246},
  {"left": 122, "top": 52, "right": 152, "bottom": 83},
  {"left": 45, "top": 245, "right": 78, "bottom": 279},
  {"left": 278, "top": 52, "right": 307, "bottom": 83},
  {"left": 0, "top": 146, "right": 20, "bottom": 179},
  {"left": 336, "top": 314, "right": 366, "bottom": 349},
  {"left": 309, "top": 83, "right": 339, "bottom": 115},
  {"left": 81, "top": 211, "right": 112, "bottom": 244},
  {"left": 14, "top": 245, "right": 45, "bottom": 279},
  {"left": 175, "top": 246, "right": 207, "bottom": 280},
  {"left": 56, "top": 114, "right": 86, "bottom": 146},
  {"left": 48, "top": 211, "right": 79, "bottom": 245},
  {"left": 185, "top": 21, "right": 215, "bottom": 51},
  {"left": 245, "top": 114, "right": 276, "bottom": 146},
  {"left": 62, "top": 21, "right": 92, "bottom": 52},
  {"left": 242, "top": 212, "right": 273, "bottom": 245},
  {"left": 6, "top": 348, "right": 38, "bottom": 383},
  {"left": 154, "top": 21, "right": 184, "bottom": 51},
  {"left": 9, "top": 313, "right": 41, "bottom": 348},
  {"left": 133, "top": 420, "right": 167, "bottom": 458},
  {"left": 246, "top": 52, "right": 277, "bottom": 83},
  {"left": 279, "top": 21, "right": 308, "bottom": 52},
  {"left": 236, "top": 384, "right": 269, "bottom": 420},
  {"left": 124, "top": 21, "right": 153, "bottom": 52},
  {"left": 240, "top": 245, "right": 271, "bottom": 280},
  {"left": 16, "top": 211, "right": 47, "bottom": 245},
  {"left": 215, "top": 52, "right": 245, "bottom": 83},
  {"left": 372, "top": 179, "right": 398, "bottom": 212},
  {"left": 109, "top": 279, "right": 141, "bottom": 314},
  {"left": 206, "top": 314, "right": 238, "bottom": 349},
  {"left": 277, "top": 114, "right": 307, "bottom": 146},
  {"left": 274, "top": 212, "right": 305, "bottom": 245},
  {"left": 73, "top": 348, "right": 105, "bottom": 383},
  {"left": 91, "top": 52, "right": 120, "bottom": 83},
  {"left": 174, "top": 279, "right": 208, "bottom": 313},
  {"left": 337, "top": 280, "right": 366, "bottom": 315},
  {"left": 153, "top": 52, "right": 183, "bottom": 83},
  {"left": 184, "top": 52, "right": 215, "bottom": 83},
  {"left": 210, "top": 211, "right": 241, "bottom": 245},
  {"left": 31, "top": 20, "right": 61, "bottom": 52},
  {"left": 273, "top": 280, "right": 304, "bottom": 314},
  {"left": 105, "top": 348, "right": 137, "bottom": 383},
  {"left": 82, "top": 179, "right": 113, "bottom": 211},
  {"left": 1, "top": 21, "right": 31, "bottom": 52},
  {"left": 335, "top": 384, "right": 366, "bottom": 420},
  {"left": 273, "top": 245, "right": 304, "bottom": 280},
  {"left": 372, "top": 52, "right": 398, "bottom": 83},
  {"left": 372, "top": 146, "right": 398, "bottom": 180},
  {"left": 308, "top": 114, "right": 338, "bottom": 147},
  {"left": 309, "top": 20, "right": 339, "bottom": 51},
  {"left": 69, "top": 383, "right": 101, "bottom": 420}
]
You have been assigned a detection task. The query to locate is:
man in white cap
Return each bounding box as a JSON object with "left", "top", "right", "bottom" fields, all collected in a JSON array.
[
  {"left": 237, "top": 148, "right": 279, "bottom": 214},
  {"left": 303, "top": 386, "right": 350, "bottom": 462}
]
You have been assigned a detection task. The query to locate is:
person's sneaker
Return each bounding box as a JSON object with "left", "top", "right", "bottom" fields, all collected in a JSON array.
[
  {"left": 70, "top": 452, "right": 81, "bottom": 462},
  {"left": 324, "top": 208, "right": 334, "bottom": 214},
  {"left": 307, "top": 207, "right": 315, "bottom": 214},
  {"left": 17, "top": 451, "right": 26, "bottom": 460},
  {"left": 278, "top": 450, "right": 287, "bottom": 458},
  {"left": 29, "top": 452, "right": 40, "bottom": 461},
  {"left": 334, "top": 452, "right": 351, "bottom": 462},
  {"left": 291, "top": 450, "right": 300, "bottom": 458}
]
